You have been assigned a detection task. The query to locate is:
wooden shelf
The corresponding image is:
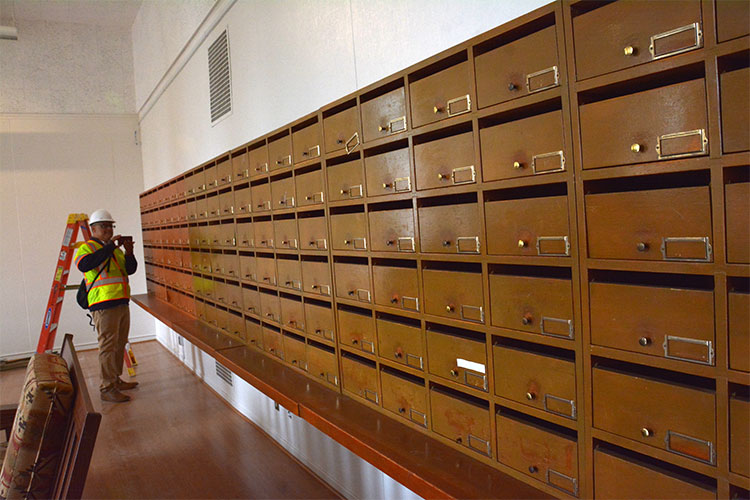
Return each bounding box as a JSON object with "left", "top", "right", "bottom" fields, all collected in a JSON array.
[{"left": 132, "top": 293, "right": 549, "bottom": 500}]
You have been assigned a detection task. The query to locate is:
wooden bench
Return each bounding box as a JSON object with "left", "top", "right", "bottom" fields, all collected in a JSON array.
[{"left": 1, "top": 334, "right": 101, "bottom": 499}]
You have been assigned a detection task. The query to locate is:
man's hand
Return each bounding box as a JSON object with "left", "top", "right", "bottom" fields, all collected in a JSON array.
[
  {"left": 112, "top": 234, "right": 123, "bottom": 246},
  {"left": 123, "top": 239, "right": 135, "bottom": 255}
]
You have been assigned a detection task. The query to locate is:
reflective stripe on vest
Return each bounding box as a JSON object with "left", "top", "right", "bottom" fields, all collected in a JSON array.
[{"left": 75, "top": 240, "right": 130, "bottom": 306}]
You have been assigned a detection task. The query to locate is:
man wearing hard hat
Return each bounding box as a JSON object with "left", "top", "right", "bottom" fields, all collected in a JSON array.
[{"left": 75, "top": 209, "right": 138, "bottom": 403}]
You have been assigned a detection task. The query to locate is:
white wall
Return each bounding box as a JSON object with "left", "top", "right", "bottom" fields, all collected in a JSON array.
[
  {"left": 0, "top": 114, "right": 151, "bottom": 358},
  {"left": 0, "top": 20, "right": 135, "bottom": 114}
]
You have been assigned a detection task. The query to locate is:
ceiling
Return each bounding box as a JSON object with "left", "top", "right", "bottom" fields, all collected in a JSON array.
[{"left": 0, "top": 0, "right": 143, "bottom": 28}]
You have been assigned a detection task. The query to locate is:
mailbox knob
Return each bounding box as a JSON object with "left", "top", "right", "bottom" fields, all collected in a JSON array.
[
  {"left": 336, "top": 139, "right": 344, "bottom": 144},
  {"left": 433, "top": 106, "right": 442, "bottom": 114},
  {"left": 344, "top": 239, "right": 351, "bottom": 245},
  {"left": 522, "top": 314, "right": 533, "bottom": 325},
  {"left": 446, "top": 305, "right": 455, "bottom": 312},
  {"left": 639, "top": 337, "right": 651, "bottom": 346},
  {"left": 383, "top": 182, "right": 392, "bottom": 189},
  {"left": 641, "top": 427, "right": 653, "bottom": 438},
  {"left": 636, "top": 242, "right": 649, "bottom": 252},
  {"left": 315, "top": 329, "right": 322, "bottom": 334},
  {"left": 378, "top": 125, "right": 387, "bottom": 132},
  {"left": 438, "top": 173, "right": 448, "bottom": 180},
  {"left": 312, "top": 284, "right": 319, "bottom": 289},
  {"left": 513, "top": 161, "right": 522, "bottom": 169},
  {"left": 398, "top": 407, "right": 406, "bottom": 413},
  {"left": 390, "top": 296, "right": 399, "bottom": 304},
  {"left": 292, "top": 359, "right": 297, "bottom": 364},
  {"left": 302, "top": 151, "right": 309, "bottom": 156},
  {"left": 340, "top": 189, "right": 347, "bottom": 195},
  {"left": 276, "top": 160, "right": 283, "bottom": 165},
  {"left": 518, "top": 239, "right": 528, "bottom": 248},
  {"left": 352, "top": 338, "right": 358, "bottom": 345},
  {"left": 309, "top": 241, "right": 316, "bottom": 246},
  {"left": 508, "top": 82, "right": 517, "bottom": 91},
  {"left": 450, "top": 369, "right": 459, "bottom": 377},
  {"left": 394, "top": 348, "right": 403, "bottom": 358},
  {"left": 623, "top": 45, "right": 635, "bottom": 56},
  {"left": 529, "top": 465, "right": 538, "bottom": 474},
  {"left": 526, "top": 392, "right": 536, "bottom": 400},
  {"left": 348, "top": 290, "right": 355, "bottom": 296},
  {"left": 442, "top": 240, "right": 452, "bottom": 247},
  {"left": 631, "top": 143, "right": 642, "bottom": 153},
  {"left": 386, "top": 240, "right": 394, "bottom": 246},
  {"left": 456, "top": 437, "right": 462, "bottom": 443}
]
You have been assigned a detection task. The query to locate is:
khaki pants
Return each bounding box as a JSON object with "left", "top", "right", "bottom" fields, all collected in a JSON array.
[{"left": 92, "top": 305, "right": 130, "bottom": 392}]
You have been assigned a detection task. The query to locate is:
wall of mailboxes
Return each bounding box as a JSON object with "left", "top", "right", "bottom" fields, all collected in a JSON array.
[{"left": 138, "top": 1, "right": 749, "bottom": 498}]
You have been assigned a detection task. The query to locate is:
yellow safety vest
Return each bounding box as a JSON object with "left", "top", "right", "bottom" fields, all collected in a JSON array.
[{"left": 74, "top": 240, "right": 130, "bottom": 306}]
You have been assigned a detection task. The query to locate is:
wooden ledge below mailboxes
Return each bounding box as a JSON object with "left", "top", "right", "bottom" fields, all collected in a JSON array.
[{"left": 132, "top": 293, "right": 550, "bottom": 500}]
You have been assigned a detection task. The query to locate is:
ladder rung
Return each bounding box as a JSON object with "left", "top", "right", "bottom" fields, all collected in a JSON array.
[
  {"left": 63, "top": 270, "right": 69, "bottom": 275},
  {"left": 56, "top": 297, "right": 64, "bottom": 303},
  {"left": 49, "top": 324, "right": 57, "bottom": 332}
]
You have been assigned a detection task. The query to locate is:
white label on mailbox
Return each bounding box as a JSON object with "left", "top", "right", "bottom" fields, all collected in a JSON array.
[{"left": 456, "top": 358, "right": 485, "bottom": 374}]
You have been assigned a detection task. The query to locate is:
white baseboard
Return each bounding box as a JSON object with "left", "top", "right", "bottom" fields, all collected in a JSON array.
[{"left": 0, "top": 333, "right": 156, "bottom": 361}]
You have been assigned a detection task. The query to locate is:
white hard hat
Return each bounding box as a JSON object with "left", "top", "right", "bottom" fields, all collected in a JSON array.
[{"left": 89, "top": 209, "right": 115, "bottom": 225}]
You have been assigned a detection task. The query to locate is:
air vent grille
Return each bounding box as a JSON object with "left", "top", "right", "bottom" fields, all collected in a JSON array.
[
  {"left": 208, "top": 29, "right": 232, "bottom": 123},
  {"left": 215, "top": 361, "right": 233, "bottom": 386}
]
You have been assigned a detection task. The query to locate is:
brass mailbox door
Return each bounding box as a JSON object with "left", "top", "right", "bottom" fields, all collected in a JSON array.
[
  {"left": 475, "top": 25, "right": 559, "bottom": 108},
  {"left": 304, "top": 302, "right": 335, "bottom": 341},
  {"left": 232, "top": 151, "right": 249, "bottom": 183},
  {"left": 573, "top": 1, "right": 703, "bottom": 81},
  {"left": 380, "top": 370, "right": 428, "bottom": 427},
  {"left": 245, "top": 318, "right": 262, "bottom": 347},
  {"left": 226, "top": 312, "right": 245, "bottom": 339},
  {"left": 372, "top": 263, "right": 420, "bottom": 312},
  {"left": 295, "top": 169, "right": 325, "bottom": 207},
  {"left": 334, "top": 261, "right": 371, "bottom": 303},
  {"left": 242, "top": 287, "right": 260, "bottom": 316},
  {"left": 262, "top": 327, "right": 284, "bottom": 359},
  {"left": 592, "top": 367, "right": 716, "bottom": 464},
  {"left": 580, "top": 79, "right": 708, "bottom": 169},
  {"left": 234, "top": 186, "right": 252, "bottom": 216},
  {"left": 341, "top": 356, "right": 379, "bottom": 404},
  {"left": 485, "top": 195, "right": 569, "bottom": 257},
  {"left": 422, "top": 268, "right": 484, "bottom": 324},
  {"left": 593, "top": 448, "right": 714, "bottom": 499},
  {"left": 338, "top": 307, "right": 376, "bottom": 353},
  {"left": 273, "top": 218, "right": 299, "bottom": 250},
  {"left": 368, "top": 208, "right": 416, "bottom": 253},
  {"left": 307, "top": 344, "right": 338, "bottom": 387},
  {"left": 426, "top": 329, "right": 487, "bottom": 391},
  {"left": 248, "top": 145, "right": 269, "bottom": 178},
  {"left": 240, "top": 255, "right": 257, "bottom": 282},
  {"left": 720, "top": 67, "right": 749, "bottom": 154},
  {"left": 730, "top": 396, "right": 749, "bottom": 477},
  {"left": 497, "top": 414, "right": 579, "bottom": 496},
  {"left": 280, "top": 297, "right": 305, "bottom": 330},
  {"left": 418, "top": 202, "right": 481, "bottom": 254},
  {"left": 323, "top": 105, "right": 359, "bottom": 154},
  {"left": 236, "top": 222, "right": 254, "bottom": 248},
  {"left": 490, "top": 274, "right": 574, "bottom": 339},
  {"left": 480, "top": 110, "right": 565, "bottom": 182},
  {"left": 271, "top": 175, "right": 295, "bottom": 209},
  {"left": 209, "top": 253, "right": 224, "bottom": 276},
  {"left": 217, "top": 159, "right": 232, "bottom": 187},
  {"left": 410, "top": 60, "right": 472, "bottom": 128},
  {"left": 330, "top": 212, "right": 367, "bottom": 251},
  {"left": 361, "top": 86, "right": 407, "bottom": 143},
  {"left": 256, "top": 256, "right": 277, "bottom": 286},
  {"left": 203, "top": 165, "right": 218, "bottom": 191},
  {"left": 225, "top": 283, "right": 243, "bottom": 311},
  {"left": 716, "top": 0, "right": 750, "bottom": 42},
  {"left": 377, "top": 318, "right": 424, "bottom": 370},
  {"left": 283, "top": 334, "right": 307, "bottom": 370},
  {"left": 327, "top": 158, "right": 365, "bottom": 202},
  {"left": 586, "top": 186, "right": 713, "bottom": 261},
  {"left": 260, "top": 290, "right": 281, "bottom": 324},
  {"left": 298, "top": 215, "right": 328, "bottom": 251},
  {"left": 364, "top": 147, "right": 411, "bottom": 197},
  {"left": 430, "top": 388, "right": 492, "bottom": 456},
  {"left": 494, "top": 346, "right": 577, "bottom": 419},
  {"left": 254, "top": 220, "right": 275, "bottom": 249},
  {"left": 251, "top": 182, "right": 272, "bottom": 212},
  {"left": 726, "top": 182, "right": 750, "bottom": 263},
  {"left": 276, "top": 258, "right": 302, "bottom": 291},
  {"left": 729, "top": 291, "right": 750, "bottom": 372},
  {"left": 414, "top": 131, "right": 475, "bottom": 191},
  {"left": 206, "top": 194, "right": 221, "bottom": 218},
  {"left": 292, "top": 123, "right": 321, "bottom": 164},
  {"left": 223, "top": 254, "right": 240, "bottom": 281},
  {"left": 301, "top": 260, "right": 332, "bottom": 296},
  {"left": 268, "top": 135, "right": 292, "bottom": 171},
  {"left": 590, "top": 282, "right": 714, "bottom": 364},
  {"left": 219, "top": 191, "right": 235, "bottom": 217}
]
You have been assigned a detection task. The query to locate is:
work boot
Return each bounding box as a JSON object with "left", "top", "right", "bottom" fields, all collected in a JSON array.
[
  {"left": 100, "top": 388, "right": 131, "bottom": 403},
  {"left": 116, "top": 378, "right": 139, "bottom": 390}
]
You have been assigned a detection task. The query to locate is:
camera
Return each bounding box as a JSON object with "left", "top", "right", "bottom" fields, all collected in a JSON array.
[{"left": 120, "top": 236, "right": 133, "bottom": 244}]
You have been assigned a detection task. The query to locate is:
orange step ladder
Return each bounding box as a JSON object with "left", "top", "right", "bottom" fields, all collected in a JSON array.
[{"left": 38, "top": 214, "right": 138, "bottom": 377}]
